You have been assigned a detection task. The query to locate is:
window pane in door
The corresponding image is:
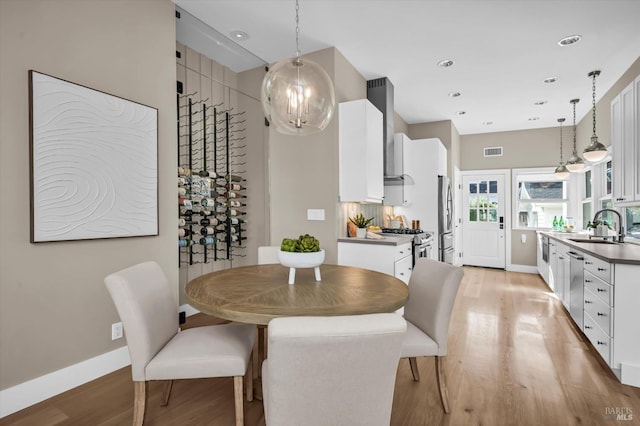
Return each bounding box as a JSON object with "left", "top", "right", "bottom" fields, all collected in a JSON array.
[
  {"left": 470, "top": 183, "right": 477, "bottom": 193},
  {"left": 469, "top": 195, "right": 477, "bottom": 207},
  {"left": 479, "top": 209, "right": 487, "bottom": 221},
  {"left": 585, "top": 170, "right": 592, "bottom": 198},
  {"left": 489, "top": 195, "right": 498, "bottom": 207},
  {"left": 479, "top": 181, "right": 487, "bottom": 194},
  {"left": 489, "top": 180, "right": 497, "bottom": 193},
  {"left": 469, "top": 209, "right": 477, "bottom": 221},
  {"left": 489, "top": 209, "right": 497, "bottom": 222},
  {"left": 626, "top": 207, "right": 640, "bottom": 240}
]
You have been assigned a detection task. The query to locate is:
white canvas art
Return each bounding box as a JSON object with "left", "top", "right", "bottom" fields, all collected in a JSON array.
[{"left": 29, "top": 71, "right": 158, "bottom": 242}]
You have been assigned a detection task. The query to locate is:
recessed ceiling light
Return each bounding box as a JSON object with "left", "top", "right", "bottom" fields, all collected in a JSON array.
[
  {"left": 528, "top": 117, "right": 540, "bottom": 121},
  {"left": 558, "top": 35, "right": 582, "bottom": 46},
  {"left": 483, "top": 121, "right": 493, "bottom": 125},
  {"left": 229, "top": 30, "right": 249, "bottom": 41},
  {"left": 456, "top": 111, "right": 466, "bottom": 115},
  {"left": 534, "top": 100, "right": 548, "bottom": 105},
  {"left": 438, "top": 59, "right": 455, "bottom": 68},
  {"left": 544, "top": 77, "right": 558, "bottom": 84},
  {"left": 448, "top": 91, "right": 461, "bottom": 97}
]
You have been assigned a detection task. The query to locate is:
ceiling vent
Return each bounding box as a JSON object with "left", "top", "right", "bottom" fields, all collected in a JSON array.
[{"left": 484, "top": 146, "right": 503, "bottom": 157}]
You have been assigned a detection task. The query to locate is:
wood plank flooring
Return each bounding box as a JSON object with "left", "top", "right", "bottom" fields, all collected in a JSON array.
[{"left": 2, "top": 267, "right": 639, "bottom": 425}]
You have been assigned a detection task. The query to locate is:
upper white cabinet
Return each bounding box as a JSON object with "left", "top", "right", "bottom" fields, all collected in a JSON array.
[
  {"left": 339, "top": 99, "right": 384, "bottom": 203},
  {"left": 611, "top": 75, "right": 640, "bottom": 205}
]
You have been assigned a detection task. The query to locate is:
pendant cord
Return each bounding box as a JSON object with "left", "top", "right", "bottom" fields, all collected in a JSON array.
[
  {"left": 591, "top": 73, "right": 597, "bottom": 137},
  {"left": 572, "top": 100, "right": 577, "bottom": 153},
  {"left": 559, "top": 120, "right": 564, "bottom": 163},
  {"left": 295, "top": 0, "right": 300, "bottom": 59}
]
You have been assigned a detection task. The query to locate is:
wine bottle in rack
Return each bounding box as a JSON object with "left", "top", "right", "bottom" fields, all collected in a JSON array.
[
  {"left": 178, "top": 176, "right": 189, "bottom": 186},
  {"left": 226, "top": 174, "right": 243, "bottom": 182},
  {"left": 178, "top": 167, "right": 191, "bottom": 176},
  {"left": 229, "top": 217, "right": 245, "bottom": 225},
  {"left": 227, "top": 200, "right": 245, "bottom": 208},
  {"left": 178, "top": 198, "right": 192, "bottom": 208},
  {"left": 200, "top": 226, "right": 216, "bottom": 236},
  {"left": 226, "top": 183, "right": 243, "bottom": 191},
  {"left": 178, "top": 187, "right": 190, "bottom": 196},
  {"left": 199, "top": 236, "right": 216, "bottom": 245},
  {"left": 199, "top": 198, "right": 215, "bottom": 207},
  {"left": 215, "top": 205, "right": 227, "bottom": 213},
  {"left": 198, "top": 170, "right": 217, "bottom": 178},
  {"left": 178, "top": 238, "right": 195, "bottom": 247},
  {"left": 178, "top": 228, "right": 192, "bottom": 238}
]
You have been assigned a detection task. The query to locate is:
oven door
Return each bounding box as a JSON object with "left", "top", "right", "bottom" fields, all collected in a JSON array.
[{"left": 413, "top": 241, "right": 433, "bottom": 266}]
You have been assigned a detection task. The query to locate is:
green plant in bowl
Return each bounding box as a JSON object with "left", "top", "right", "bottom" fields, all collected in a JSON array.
[{"left": 349, "top": 213, "right": 374, "bottom": 229}]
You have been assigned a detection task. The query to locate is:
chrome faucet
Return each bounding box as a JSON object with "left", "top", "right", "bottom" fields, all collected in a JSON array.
[{"left": 592, "top": 209, "right": 625, "bottom": 243}]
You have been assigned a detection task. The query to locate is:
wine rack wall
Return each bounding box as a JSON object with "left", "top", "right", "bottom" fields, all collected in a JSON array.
[{"left": 177, "top": 94, "right": 247, "bottom": 265}]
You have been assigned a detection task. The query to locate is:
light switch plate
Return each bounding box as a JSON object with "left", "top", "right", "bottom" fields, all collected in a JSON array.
[{"left": 307, "top": 209, "right": 325, "bottom": 221}]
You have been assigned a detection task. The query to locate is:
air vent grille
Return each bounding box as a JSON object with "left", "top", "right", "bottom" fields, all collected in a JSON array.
[{"left": 484, "top": 146, "right": 503, "bottom": 157}]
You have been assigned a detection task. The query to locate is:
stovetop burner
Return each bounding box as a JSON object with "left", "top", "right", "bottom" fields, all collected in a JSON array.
[{"left": 380, "top": 227, "right": 423, "bottom": 235}]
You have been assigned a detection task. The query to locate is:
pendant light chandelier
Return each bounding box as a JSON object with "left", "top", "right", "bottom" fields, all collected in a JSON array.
[
  {"left": 554, "top": 118, "right": 570, "bottom": 179},
  {"left": 565, "top": 98, "right": 585, "bottom": 172},
  {"left": 582, "top": 70, "right": 608, "bottom": 162},
  {"left": 260, "top": 0, "right": 335, "bottom": 136}
]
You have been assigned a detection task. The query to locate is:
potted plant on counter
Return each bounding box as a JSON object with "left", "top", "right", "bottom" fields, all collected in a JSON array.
[{"left": 349, "top": 213, "right": 374, "bottom": 238}]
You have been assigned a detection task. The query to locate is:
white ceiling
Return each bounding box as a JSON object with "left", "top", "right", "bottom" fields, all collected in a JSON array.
[{"left": 173, "top": 0, "right": 640, "bottom": 135}]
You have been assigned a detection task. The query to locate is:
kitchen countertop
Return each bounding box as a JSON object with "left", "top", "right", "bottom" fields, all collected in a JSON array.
[
  {"left": 540, "top": 231, "right": 640, "bottom": 265},
  {"left": 337, "top": 235, "right": 413, "bottom": 246}
]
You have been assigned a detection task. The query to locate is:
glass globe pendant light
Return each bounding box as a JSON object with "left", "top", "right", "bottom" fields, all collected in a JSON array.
[
  {"left": 565, "top": 98, "right": 585, "bottom": 172},
  {"left": 260, "top": 0, "right": 335, "bottom": 136},
  {"left": 582, "top": 70, "right": 608, "bottom": 162},
  {"left": 554, "top": 118, "right": 570, "bottom": 179}
]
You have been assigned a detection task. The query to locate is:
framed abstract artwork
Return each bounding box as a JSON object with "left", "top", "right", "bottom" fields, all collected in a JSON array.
[{"left": 29, "top": 70, "right": 158, "bottom": 242}]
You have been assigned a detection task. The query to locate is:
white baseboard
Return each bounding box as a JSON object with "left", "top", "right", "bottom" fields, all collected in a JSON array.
[
  {"left": 621, "top": 363, "right": 640, "bottom": 388},
  {"left": 0, "top": 346, "right": 131, "bottom": 418},
  {"left": 507, "top": 264, "right": 538, "bottom": 274},
  {"left": 180, "top": 303, "right": 200, "bottom": 317}
]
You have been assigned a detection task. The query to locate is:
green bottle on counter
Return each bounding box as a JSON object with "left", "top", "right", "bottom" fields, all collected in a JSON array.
[{"left": 552, "top": 216, "right": 558, "bottom": 231}]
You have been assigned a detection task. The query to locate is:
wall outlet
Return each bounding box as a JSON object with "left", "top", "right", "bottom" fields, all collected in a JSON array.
[{"left": 111, "top": 322, "right": 123, "bottom": 340}]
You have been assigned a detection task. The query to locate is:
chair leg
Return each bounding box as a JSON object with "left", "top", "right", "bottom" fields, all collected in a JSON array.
[
  {"left": 160, "top": 380, "right": 174, "bottom": 407},
  {"left": 133, "top": 381, "right": 147, "bottom": 426},
  {"left": 408, "top": 357, "right": 420, "bottom": 381},
  {"left": 233, "top": 375, "right": 244, "bottom": 426},
  {"left": 435, "top": 356, "right": 451, "bottom": 414},
  {"left": 245, "top": 353, "right": 254, "bottom": 402}
]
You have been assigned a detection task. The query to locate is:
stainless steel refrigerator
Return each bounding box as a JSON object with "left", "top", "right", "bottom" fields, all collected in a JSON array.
[{"left": 438, "top": 175, "right": 454, "bottom": 264}]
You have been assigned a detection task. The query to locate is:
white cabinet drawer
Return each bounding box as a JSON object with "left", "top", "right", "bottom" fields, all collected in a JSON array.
[
  {"left": 584, "top": 271, "right": 614, "bottom": 306},
  {"left": 394, "top": 242, "right": 412, "bottom": 261},
  {"left": 584, "top": 288, "right": 613, "bottom": 337},
  {"left": 394, "top": 255, "right": 412, "bottom": 285},
  {"left": 583, "top": 313, "right": 612, "bottom": 366},
  {"left": 584, "top": 254, "right": 612, "bottom": 284}
]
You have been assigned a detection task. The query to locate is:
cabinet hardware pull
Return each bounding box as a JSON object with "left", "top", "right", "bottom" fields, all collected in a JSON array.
[
  {"left": 597, "top": 312, "right": 605, "bottom": 316},
  {"left": 597, "top": 288, "right": 605, "bottom": 292},
  {"left": 597, "top": 341, "right": 605, "bottom": 345},
  {"left": 585, "top": 279, "right": 592, "bottom": 283},
  {"left": 585, "top": 300, "right": 592, "bottom": 304},
  {"left": 597, "top": 267, "right": 606, "bottom": 271},
  {"left": 585, "top": 325, "right": 592, "bottom": 329},
  {"left": 399, "top": 273, "right": 404, "bottom": 276},
  {"left": 585, "top": 261, "right": 592, "bottom": 265}
]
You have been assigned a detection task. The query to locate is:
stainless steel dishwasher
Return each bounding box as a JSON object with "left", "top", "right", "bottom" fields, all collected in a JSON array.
[{"left": 568, "top": 251, "right": 584, "bottom": 330}]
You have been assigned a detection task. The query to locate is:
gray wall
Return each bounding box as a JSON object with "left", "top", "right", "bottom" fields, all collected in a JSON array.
[{"left": 0, "top": 0, "right": 177, "bottom": 389}]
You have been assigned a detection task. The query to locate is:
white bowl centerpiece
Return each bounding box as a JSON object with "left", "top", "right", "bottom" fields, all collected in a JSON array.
[{"left": 279, "top": 234, "right": 324, "bottom": 284}]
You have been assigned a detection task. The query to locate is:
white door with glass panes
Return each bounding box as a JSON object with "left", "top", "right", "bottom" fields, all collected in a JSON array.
[{"left": 462, "top": 174, "right": 506, "bottom": 268}]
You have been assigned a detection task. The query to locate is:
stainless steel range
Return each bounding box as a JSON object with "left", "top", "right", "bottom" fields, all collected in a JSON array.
[{"left": 380, "top": 228, "right": 434, "bottom": 266}]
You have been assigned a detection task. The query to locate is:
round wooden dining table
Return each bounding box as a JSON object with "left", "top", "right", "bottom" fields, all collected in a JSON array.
[{"left": 184, "top": 263, "right": 409, "bottom": 325}]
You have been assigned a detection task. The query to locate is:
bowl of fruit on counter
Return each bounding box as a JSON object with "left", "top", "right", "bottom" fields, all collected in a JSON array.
[{"left": 278, "top": 234, "right": 325, "bottom": 284}]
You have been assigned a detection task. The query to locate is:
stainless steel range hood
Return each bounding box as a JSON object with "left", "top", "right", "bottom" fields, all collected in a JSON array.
[{"left": 366, "top": 78, "right": 413, "bottom": 187}]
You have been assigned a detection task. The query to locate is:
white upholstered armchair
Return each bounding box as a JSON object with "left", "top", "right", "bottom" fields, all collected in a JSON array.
[
  {"left": 261, "top": 313, "right": 407, "bottom": 426},
  {"left": 104, "top": 261, "right": 256, "bottom": 425},
  {"left": 401, "top": 258, "right": 463, "bottom": 413}
]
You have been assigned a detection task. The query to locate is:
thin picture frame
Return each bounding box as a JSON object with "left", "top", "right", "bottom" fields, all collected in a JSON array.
[{"left": 29, "top": 70, "right": 159, "bottom": 243}]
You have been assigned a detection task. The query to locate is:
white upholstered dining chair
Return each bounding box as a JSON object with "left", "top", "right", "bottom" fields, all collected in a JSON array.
[
  {"left": 400, "top": 258, "right": 463, "bottom": 413},
  {"left": 258, "top": 246, "right": 280, "bottom": 265},
  {"left": 104, "top": 261, "right": 256, "bottom": 426},
  {"left": 262, "top": 314, "right": 407, "bottom": 426}
]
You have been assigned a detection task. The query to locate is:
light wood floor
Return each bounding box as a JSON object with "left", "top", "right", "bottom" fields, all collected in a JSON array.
[{"left": 2, "top": 267, "right": 640, "bottom": 425}]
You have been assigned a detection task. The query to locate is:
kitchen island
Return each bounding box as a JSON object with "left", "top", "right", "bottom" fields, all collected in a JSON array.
[{"left": 537, "top": 231, "right": 640, "bottom": 388}]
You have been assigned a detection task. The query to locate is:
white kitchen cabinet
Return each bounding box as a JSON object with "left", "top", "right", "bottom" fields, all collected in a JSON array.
[
  {"left": 556, "top": 243, "right": 571, "bottom": 309},
  {"left": 338, "top": 99, "right": 384, "bottom": 203},
  {"left": 611, "top": 75, "right": 640, "bottom": 205},
  {"left": 337, "top": 241, "right": 412, "bottom": 283},
  {"left": 547, "top": 239, "right": 558, "bottom": 291}
]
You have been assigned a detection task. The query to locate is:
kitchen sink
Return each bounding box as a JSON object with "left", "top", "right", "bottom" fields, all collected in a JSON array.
[{"left": 568, "top": 238, "right": 620, "bottom": 245}]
